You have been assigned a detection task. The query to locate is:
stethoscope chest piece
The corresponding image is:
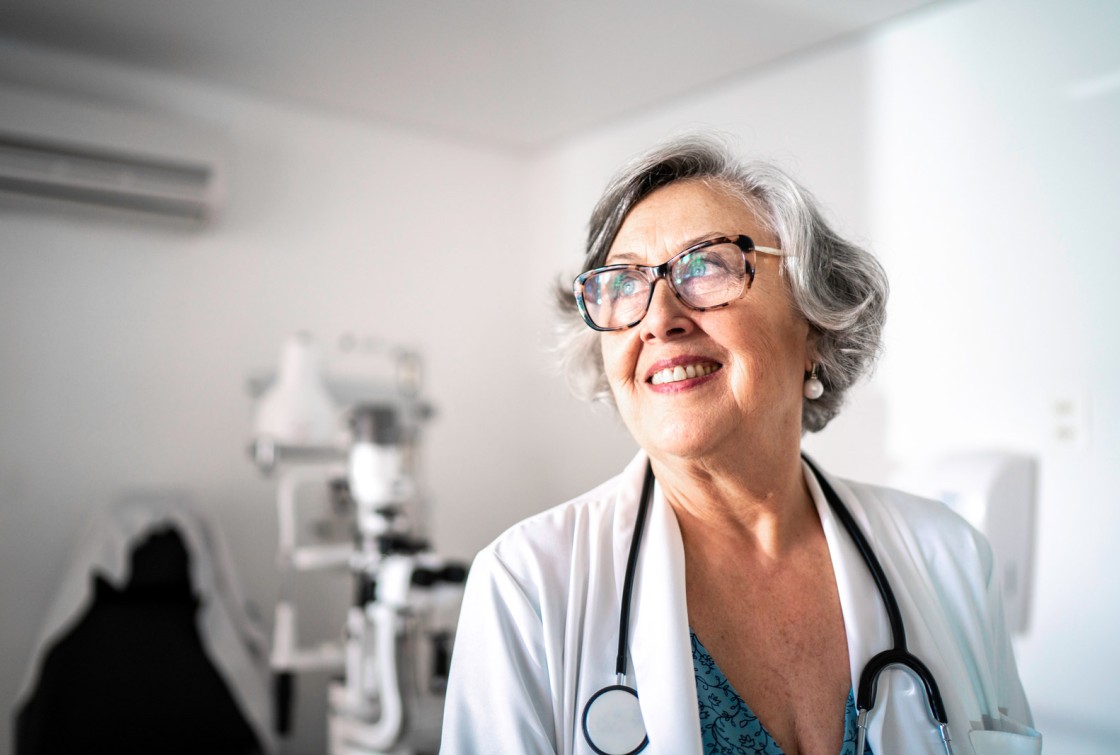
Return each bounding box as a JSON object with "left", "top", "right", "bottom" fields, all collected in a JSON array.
[{"left": 582, "top": 684, "right": 648, "bottom": 755}]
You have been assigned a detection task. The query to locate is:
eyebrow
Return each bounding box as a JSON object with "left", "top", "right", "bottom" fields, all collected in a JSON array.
[{"left": 606, "top": 233, "right": 729, "bottom": 264}]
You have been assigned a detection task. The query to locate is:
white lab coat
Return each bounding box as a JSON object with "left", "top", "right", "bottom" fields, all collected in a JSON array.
[{"left": 442, "top": 452, "right": 1041, "bottom": 754}]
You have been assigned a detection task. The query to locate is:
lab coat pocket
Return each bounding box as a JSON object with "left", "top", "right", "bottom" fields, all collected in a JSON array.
[{"left": 968, "top": 726, "right": 1042, "bottom": 755}]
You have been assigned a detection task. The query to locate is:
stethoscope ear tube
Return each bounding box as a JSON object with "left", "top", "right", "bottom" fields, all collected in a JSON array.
[
  {"left": 582, "top": 463, "right": 654, "bottom": 755},
  {"left": 857, "top": 649, "right": 950, "bottom": 725},
  {"left": 803, "top": 454, "right": 952, "bottom": 739},
  {"left": 615, "top": 463, "right": 654, "bottom": 677},
  {"left": 801, "top": 455, "right": 908, "bottom": 652}
]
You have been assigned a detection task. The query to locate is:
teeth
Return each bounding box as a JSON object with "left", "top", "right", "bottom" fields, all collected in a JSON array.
[{"left": 650, "top": 363, "right": 718, "bottom": 385}]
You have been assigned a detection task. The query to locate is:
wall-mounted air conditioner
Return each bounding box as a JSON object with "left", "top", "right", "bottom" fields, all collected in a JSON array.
[{"left": 0, "top": 84, "right": 223, "bottom": 222}]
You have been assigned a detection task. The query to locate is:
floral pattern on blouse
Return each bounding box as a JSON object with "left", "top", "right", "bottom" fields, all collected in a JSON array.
[{"left": 690, "top": 630, "right": 871, "bottom": 755}]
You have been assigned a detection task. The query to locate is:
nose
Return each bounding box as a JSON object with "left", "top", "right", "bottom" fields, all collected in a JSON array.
[{"left": 639, "top": 277, "right": 695, "bottom": 342}]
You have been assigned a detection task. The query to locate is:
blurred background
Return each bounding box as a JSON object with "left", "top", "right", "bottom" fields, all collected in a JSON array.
[{"left": 1, "top": 0, "right": 1117, "bottom": 753}]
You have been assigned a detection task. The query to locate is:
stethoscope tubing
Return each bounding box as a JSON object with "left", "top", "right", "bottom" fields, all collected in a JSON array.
[
  {"left": 800, "top": 455, "right": 950, "bottom": 730},
  {"left": 615, "top": 463, "right": 654, "bottom": 677},
  {"left": 800, "top": 456, "right": 908, "bottom": 653}
]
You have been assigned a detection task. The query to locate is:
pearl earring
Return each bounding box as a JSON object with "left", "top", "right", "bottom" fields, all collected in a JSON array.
[{"left": 804, "top": 364, "right": 824, "bottom": 400}]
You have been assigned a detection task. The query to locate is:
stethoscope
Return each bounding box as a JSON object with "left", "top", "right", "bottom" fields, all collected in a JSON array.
[{"left": 581, "top": 457, "right": 955, "bottom": 755}]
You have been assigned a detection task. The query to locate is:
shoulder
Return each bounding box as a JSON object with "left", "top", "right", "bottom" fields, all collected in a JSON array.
[
  {"left": 811, "top": 472, "right": 1035, "bottom": 730},
  {"left": 835, "top": 477, "right": 996, "bottom": 586},
  {"left": 468, "top": 454, "right": 643, "bottom": 598},
  {"left": 445, "top": 468, "right": 642, "bottom": 754}
]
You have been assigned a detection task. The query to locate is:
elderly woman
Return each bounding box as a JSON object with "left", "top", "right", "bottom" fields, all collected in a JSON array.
[{"left": 442, "top": 136, "right": 1038, "bottom": 755}]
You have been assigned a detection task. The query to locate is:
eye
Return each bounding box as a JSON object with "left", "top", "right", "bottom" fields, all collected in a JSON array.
[
  {"left": 671, "top": 245, "right": 747, "bottom": 305},
  {"left": 674, "top": 251, "right": 726, "bottom": 285},
  {"left": 610, "top": 271, "right": 645, "bottom": 298},
  {"left": 683, "top": 257, "right": 708, "bottom": 278}
]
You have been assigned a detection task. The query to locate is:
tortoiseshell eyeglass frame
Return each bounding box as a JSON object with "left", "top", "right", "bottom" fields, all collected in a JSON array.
[{"left": 572, "top": 234, "right": 787, "bottom": 332}]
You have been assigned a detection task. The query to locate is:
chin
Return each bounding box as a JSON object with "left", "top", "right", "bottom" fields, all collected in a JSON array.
[{"left": 642, "top": 421, "right": 722, "bottom": 461}]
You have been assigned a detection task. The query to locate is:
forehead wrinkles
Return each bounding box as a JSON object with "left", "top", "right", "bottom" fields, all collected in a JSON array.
[
  {"left": 606, "top": 233, "right": 721, "bottom": 265},
  {"left": 606, "top": 182, "right": 756, "bottom": 264}
]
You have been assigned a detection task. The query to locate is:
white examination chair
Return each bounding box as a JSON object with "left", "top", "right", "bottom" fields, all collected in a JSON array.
[{"left": 14, "top": 494, "right": 275, "bottom": 755}]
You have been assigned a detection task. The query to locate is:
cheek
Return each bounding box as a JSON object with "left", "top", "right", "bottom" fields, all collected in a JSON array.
[
  {"left": 600, "top": 333, "right": 638, "bottom": 387},
  {"left": 725, "top": 313, "right": 808, "bottom": 387}
]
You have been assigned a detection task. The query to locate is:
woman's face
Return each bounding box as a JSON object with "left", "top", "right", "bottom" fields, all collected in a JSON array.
[{"left": 600, "top": 180, "right": 811, "bottom": 463}]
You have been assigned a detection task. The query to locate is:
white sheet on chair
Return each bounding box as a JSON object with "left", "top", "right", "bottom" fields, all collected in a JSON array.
[{"left": 15, "top": 494, "right": 275, "bottom": 754}]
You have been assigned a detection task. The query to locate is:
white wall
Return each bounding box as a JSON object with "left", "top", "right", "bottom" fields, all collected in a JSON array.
[
  {"left": 524, "top": 0, "right": 1120, "bottom": 751},
  {"left": 869, "top": 2, "right": 1120, "bottom": 748}
]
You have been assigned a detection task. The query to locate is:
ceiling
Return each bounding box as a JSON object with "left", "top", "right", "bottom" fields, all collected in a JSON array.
[{"left": 0, "top": 0, "right": 944, "bottom": 150}]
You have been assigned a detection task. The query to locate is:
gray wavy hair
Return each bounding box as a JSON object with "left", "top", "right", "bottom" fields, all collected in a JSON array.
[{"left": 553, "top": 134, "right": 889, "bottom": 433}]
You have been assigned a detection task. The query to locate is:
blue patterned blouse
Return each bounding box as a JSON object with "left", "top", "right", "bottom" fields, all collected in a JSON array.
[{"left": 691, "top": 631, "right": 870, "bottom": 755}]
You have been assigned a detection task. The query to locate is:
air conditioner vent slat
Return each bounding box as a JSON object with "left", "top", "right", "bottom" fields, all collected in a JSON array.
[
  {"left": 0, "top": 87, "right": 222, "bottom": 223},
  {"left": 0, "top": 175, "right": 210, "bottom": 221},
  {"left": 0, "top": 132, "right": 212, "bottom": 185}
]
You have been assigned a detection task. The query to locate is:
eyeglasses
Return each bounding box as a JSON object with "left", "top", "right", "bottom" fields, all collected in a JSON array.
[{"left": 572, "top": 235, "right": 786, "bottom": 332}]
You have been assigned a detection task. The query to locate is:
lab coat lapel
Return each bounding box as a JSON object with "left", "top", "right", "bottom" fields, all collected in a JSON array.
[
  {"left": 628, "top": 476, "right": 702, "bottom": 754},
  {"left": 803, "top": 459, "right": 894, "bottom": 750},
  {"left": 612, "top": 453, "right": 649, "bottom": 606}
]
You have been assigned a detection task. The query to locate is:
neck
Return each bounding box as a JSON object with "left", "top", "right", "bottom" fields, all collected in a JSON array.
[{"left": 650, "top": 439, "right": 817, "bottom": 561}]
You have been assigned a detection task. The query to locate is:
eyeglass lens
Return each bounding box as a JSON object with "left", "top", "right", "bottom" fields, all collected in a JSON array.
[{"left": 580, "top": 242, "right": 751, "bottom": 330}]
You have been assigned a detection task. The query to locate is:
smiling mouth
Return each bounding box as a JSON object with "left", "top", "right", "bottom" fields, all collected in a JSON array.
[{"left": 649, "top": 363, "right": 721, "bottom": 385}]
